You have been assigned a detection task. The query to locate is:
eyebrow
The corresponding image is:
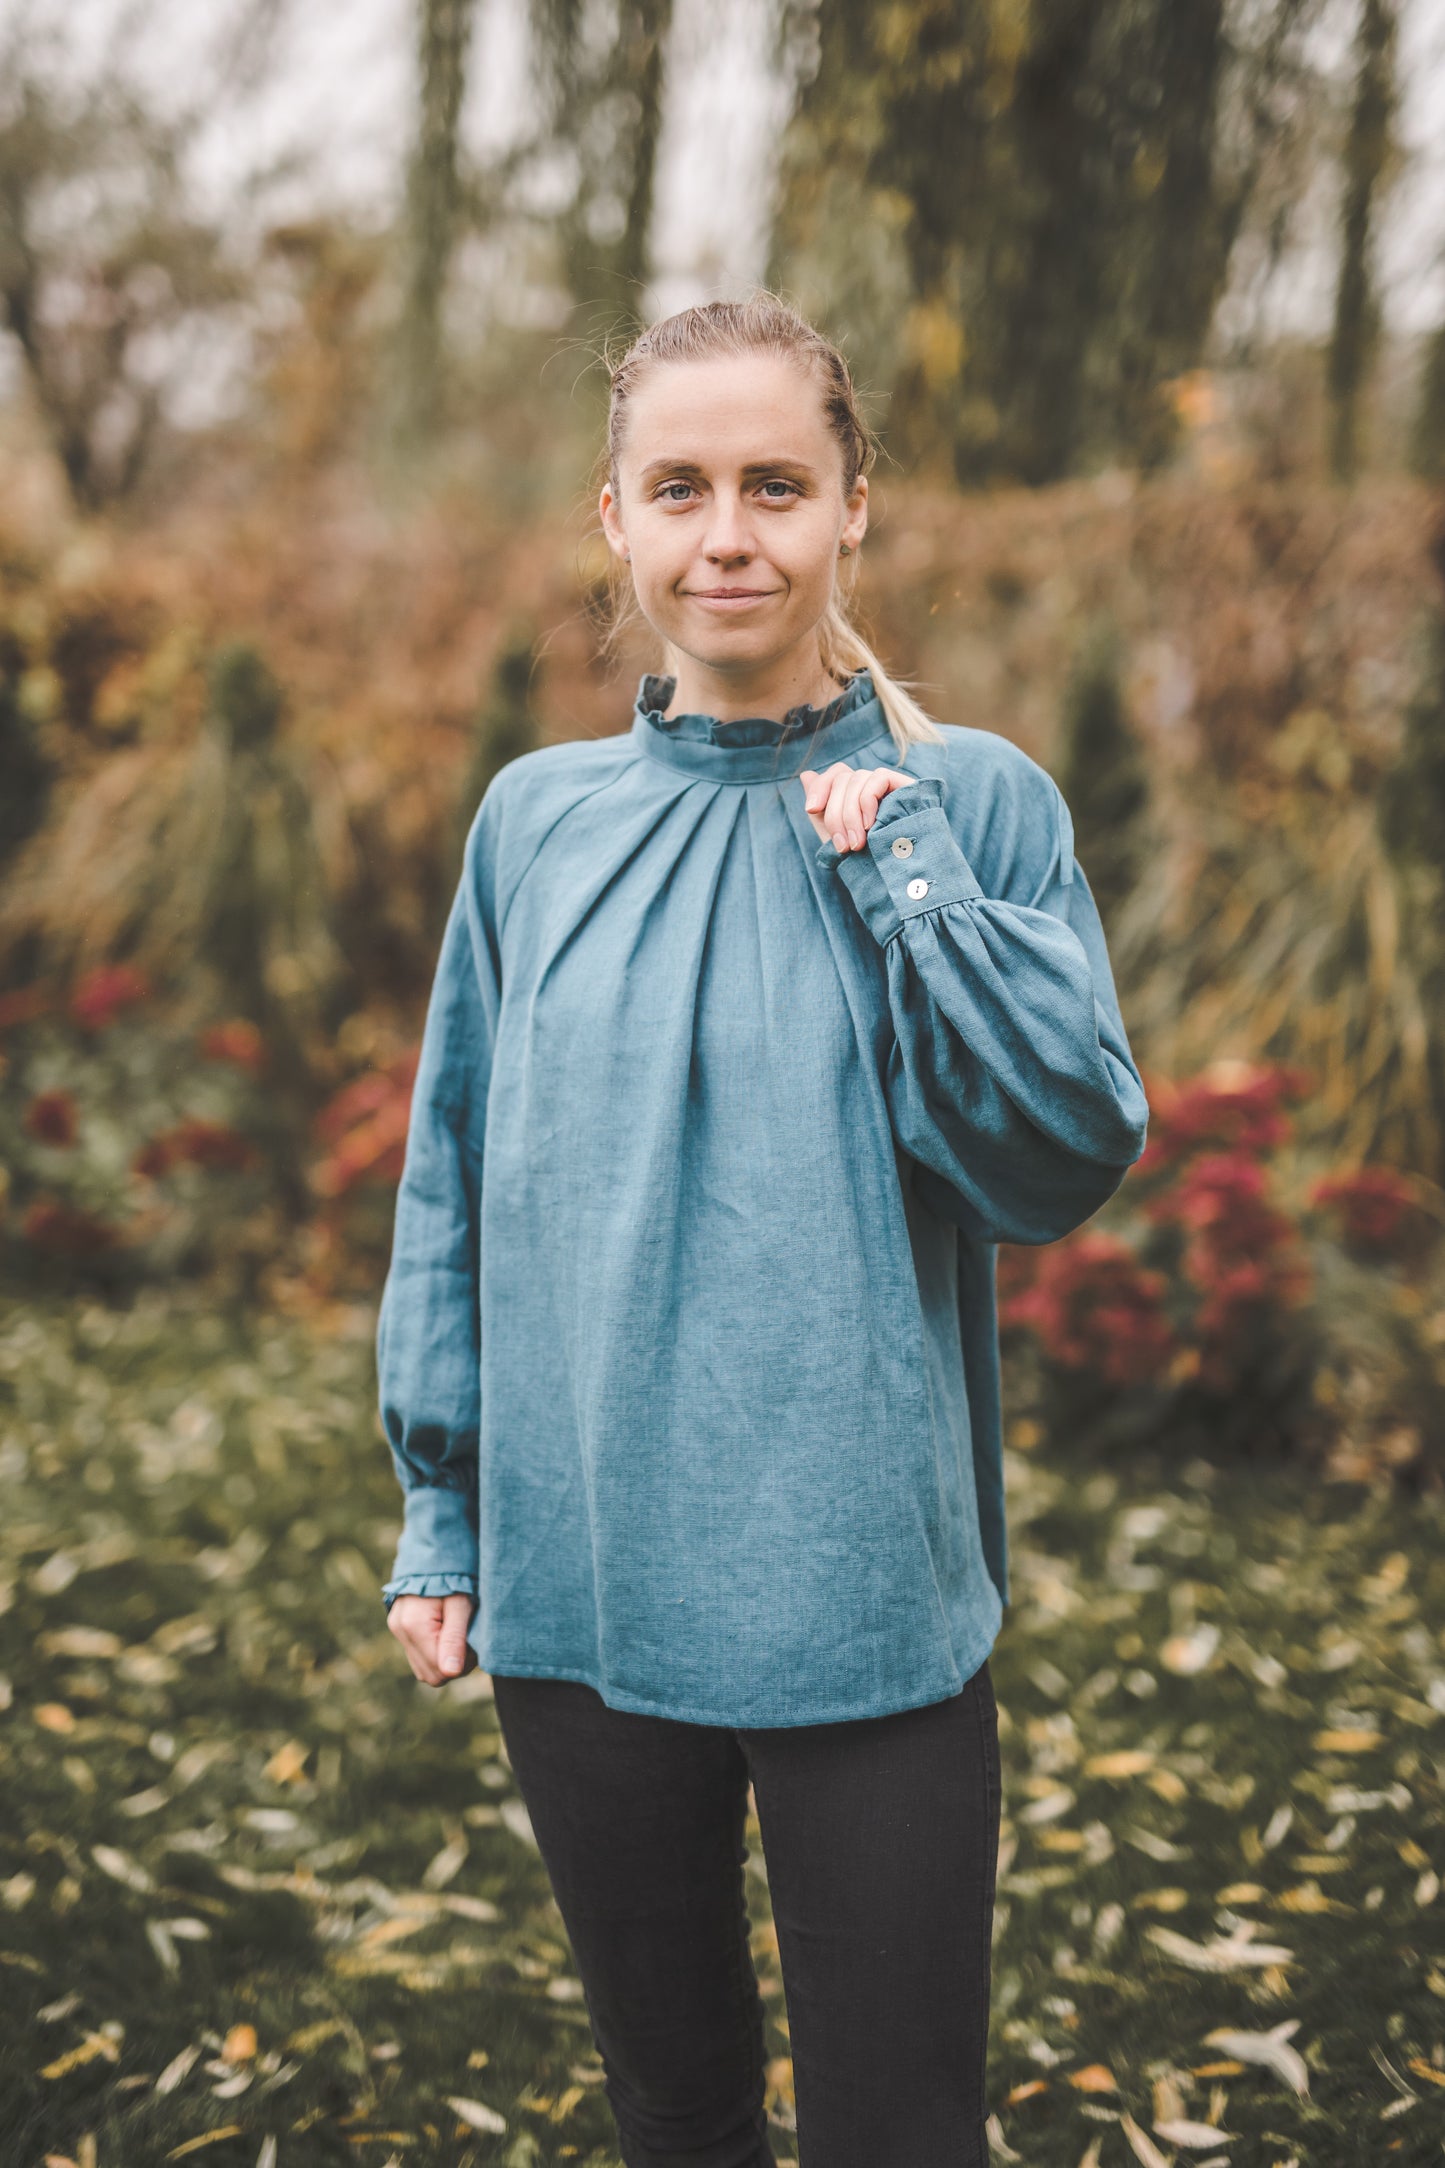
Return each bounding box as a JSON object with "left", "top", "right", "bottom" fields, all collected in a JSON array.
[{"left": 637, "top": 457, "right": 820, "bottom": 485}]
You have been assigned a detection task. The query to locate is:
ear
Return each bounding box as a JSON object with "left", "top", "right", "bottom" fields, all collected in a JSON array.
[
  {"left": 840, "top": 471, "right": 868, "bottom": 557},
  {"left": 599, "top": 482, "right": 630, "bottom": 562}
]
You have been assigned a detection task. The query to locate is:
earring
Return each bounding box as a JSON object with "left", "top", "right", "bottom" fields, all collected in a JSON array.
[{"left": 839, "top": 543, "right": 853, "bottom": 557}]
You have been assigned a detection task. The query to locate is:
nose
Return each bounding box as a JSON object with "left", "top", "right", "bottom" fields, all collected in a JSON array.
[{"left": 702, "top": 490, "right": 756, "bottom": 564}]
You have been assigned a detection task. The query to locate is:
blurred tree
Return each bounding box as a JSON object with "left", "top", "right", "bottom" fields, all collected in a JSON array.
[
  {"left": 255, "top": 220, "right": 389, "bottom": 472},
  {"left": 1410, "top": 319, "right": 1445, "bottom": 483},
  {"left": 1055, "top": 613, "right": 1150, "bottom": 931},
  {"left": 1326, "top": 0, "right": 1399, "bottom": 484},
  {"left": 449, "top": 619, "right": 541, "bottom": 904},
  {"left": 771, "top": 0, "right": 1332, "bottom": 484},
  {"left": 196, "top": 643, "right": 354, "bottom": 1215},
  {"left": 0, "top": 7, "right": 289, "bottom": 511},
  {"left": 531, "top": 0, "right": 673, "bottom": 342},
  {"left": 393, "top": 0, "right": 479, "bottom": 453}
]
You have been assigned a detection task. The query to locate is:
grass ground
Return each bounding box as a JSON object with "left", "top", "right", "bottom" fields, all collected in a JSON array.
[{"left": 2, "top": 1286, "right": 1442, "bottom": 2168}]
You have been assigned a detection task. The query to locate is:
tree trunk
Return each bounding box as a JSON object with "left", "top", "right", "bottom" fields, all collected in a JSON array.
[
  {"left": 395, "top": 0, "right": 477, "bottom": 450},
  {"left": 1327, "top": 0, "right": 1397, "bottom": 484}
]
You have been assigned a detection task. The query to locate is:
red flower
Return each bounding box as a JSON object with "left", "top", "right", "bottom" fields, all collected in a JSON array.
[
  {"left": 312, "top": 1050, "right": 418, "bottom": 1147},
  {"left": 22, "top": 1197, "right": 120, "bottom": 1257},
  {"left": 169, "top": 1118, "right": 259, "bottom": 1172},
  {"left": 23, "top": 1090, "right": 79, "bottom": 1147},
  {"left": 133, "top": 1120, "right": 258, "bottom": 1178},
  {"left": 199, "top": 1019, "right": 267, "bottom": 1074},
  {"left": 133, "top": 1135, "right": 178, "bottom": 1180},
  {"left": 1308, "top": 1165, "right": 1435, "bottom": 1261},
  {"left": 999, "top": 1232, "right": 1175, "bottom": 1388},
  {"left": 70, "top": 965, "right": 150, "bottom": 1031},
  {"left": 310, "top": 1049, "right": 418, "bottom": 1199},
  {"left": 313, "top": 1099, "right": 411, "bottom": 1199},
  {"left": 1135, "top": 1059, "right": 1311, "bottom": 1179}
]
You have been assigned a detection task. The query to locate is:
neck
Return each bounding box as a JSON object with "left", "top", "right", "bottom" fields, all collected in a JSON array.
[{"left": 662, "top": 646, "right": 847, "bottom": 724}]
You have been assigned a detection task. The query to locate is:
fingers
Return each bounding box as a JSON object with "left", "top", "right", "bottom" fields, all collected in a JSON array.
[
  {"left": 800, "top": 765, "right": 917, "bottom": 852},
  {"left": 436, "top": 1592, "right": 476, "bottom": 1677},
  {"left": 387, "top": 1593, "right": 477, "bottom": 1687}
]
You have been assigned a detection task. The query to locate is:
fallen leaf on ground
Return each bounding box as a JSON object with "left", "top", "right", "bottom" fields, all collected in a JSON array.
[
  {"left": 447, "top": 2095, "right": 506, "bottom": 2133},
  {"left": 1201, "top": 2024, "right": 1310, "bottom": 2095},
  {"left": 1119, "top": 2111, "right": 1173, "bottom": 2166},
  {"left": 1145, "top": 1925, "right": 1295, "bottom": 1972},
  {"left": 40, "top": 2034, "right": 121, "bottom": 2080},
  {"left": 1155, "top": 2118, "right": 1236, "bottom": 2147}
]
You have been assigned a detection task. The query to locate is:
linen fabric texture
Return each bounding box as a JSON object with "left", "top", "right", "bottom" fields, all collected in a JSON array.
[{"left": 376, "top": 668, "right": 1150, "bottom": 1727}]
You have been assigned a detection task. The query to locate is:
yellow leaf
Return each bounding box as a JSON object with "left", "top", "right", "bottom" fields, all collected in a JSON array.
[
  {"left": 284, "top": 2019, "right": 345, "bottom": 2053},
  {"left": 764, "top": 2057, "right": 794, "bottom": 2112},
  {"left": 1066, "top": 2065, "right": 1118, "bottom": 2092},
  {"left": 1004, "top": 2079, "right": 1049, "bottom": 2104},
  {"left": 1216, "top": 1883, "right": 1266, "bottom": 1904},
  {"left": 1277, "top": 1883, "right": 1348, "bottom": 1914},
  {"left": 40, "top": 2034, "right": 120, "bottom": 2080},
  {"left": 1406, "top": 2059, "right": 1445, "bottom": 2088},
  {"left": 359, "top": 1913, "right": 438, "bottom": 1950},
  {"left": 165, "top": 2130, "right": 244, "bottom": 2159},
  {"left": 1085, "top": 1750, "right": 1155, "bottom": 1779},
  {"left": 1135, "top": 1888, "right": 1191, "bottom": 1912},
  {"left": 35, "top": 1703, "right": 76, "bottom": 1734},
  {"left": 1189, "top": 2060, "right": 1247, "bottom": 2077},
  {"left": 1312, "top": 1729, "right": 1382, "bottom": 1753},
  {"left": 1146, "top": 1769, "right": 1188, "bottom": 1803},
  {"left": 262, "top": 1740, "right": 309, "bottom": 1784},
  {"left": 221, "top": 2024, "right": 257, "bottom": 2064},
  {"left": 38, "top": 1628, "right": 122, "bottom": 1659}
]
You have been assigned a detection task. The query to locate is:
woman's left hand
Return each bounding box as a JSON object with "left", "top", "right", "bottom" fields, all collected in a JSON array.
[{"left": 800, "top": 764, "right": 923, "bottom": 854}]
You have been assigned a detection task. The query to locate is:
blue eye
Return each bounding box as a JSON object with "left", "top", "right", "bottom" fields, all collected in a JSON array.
[
  {"left": 759, "top": 480, "right": 798, "bottom": 499},
  {"left": 658, "top": 482, "right": 695, "bottom": 502}
]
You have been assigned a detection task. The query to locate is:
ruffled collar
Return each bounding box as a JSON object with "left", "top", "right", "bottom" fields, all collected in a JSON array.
[{"left": 630, "top": 668, "right": 889, "bottom": 783}]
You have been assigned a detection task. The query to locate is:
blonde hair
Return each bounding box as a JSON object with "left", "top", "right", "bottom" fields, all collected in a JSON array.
[{"left": 596, "top": 291, "right": 945, "bottom": 759}]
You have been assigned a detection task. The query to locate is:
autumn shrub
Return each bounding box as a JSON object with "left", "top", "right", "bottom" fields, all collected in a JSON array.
[
  {"left": 0, "top": 970, "right": 287, "bottom": 1292},
  {"left": 998, "top": 1058, "right": 1445, "bottom": 1483},
  {"left": 301, "top": 1048, "right": 418, "bottom": 1296}
]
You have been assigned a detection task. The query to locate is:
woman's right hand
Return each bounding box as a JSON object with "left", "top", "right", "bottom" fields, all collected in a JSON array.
[{"left": 387, "top": 1592, "right": 479, "bottom": 1685}]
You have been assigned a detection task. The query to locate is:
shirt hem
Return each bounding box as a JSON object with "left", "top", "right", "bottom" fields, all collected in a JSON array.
[{"left": 475, "top": 1616, "right": 1001, "bottom": 1730}]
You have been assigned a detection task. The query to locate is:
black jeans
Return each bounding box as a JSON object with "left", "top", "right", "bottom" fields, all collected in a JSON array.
[{"left": 491, "top": 1657, "right": 1002, "bottom": 2168}]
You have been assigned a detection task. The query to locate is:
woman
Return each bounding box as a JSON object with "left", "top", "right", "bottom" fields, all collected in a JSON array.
[{"left": 377, "top": 292, "right": 1150, "bottom": 2168}]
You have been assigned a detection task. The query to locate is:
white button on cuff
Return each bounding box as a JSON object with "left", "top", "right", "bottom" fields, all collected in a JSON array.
[
  {"left": 906, "top": 877, "right": 930, "bottom": 900},
  {"left": 890, "top": 836, "right": 914, "bottom": 857}
]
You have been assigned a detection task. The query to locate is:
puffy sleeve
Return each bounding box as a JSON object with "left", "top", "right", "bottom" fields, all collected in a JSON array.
[
  {"left": 375, "top": 790, "right": 503, "bottom": 1609},
  {"left": 815, "top": 760, "right": 1148, "bottom": 1246}
]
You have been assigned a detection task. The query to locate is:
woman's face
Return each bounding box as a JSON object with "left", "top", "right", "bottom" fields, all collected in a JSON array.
[{"left": 599, "top": 351, "right": 868, "bottom": 686}]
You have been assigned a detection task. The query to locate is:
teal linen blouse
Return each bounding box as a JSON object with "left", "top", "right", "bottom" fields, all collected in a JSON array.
[{"left": 376, "top": 668, "right": 1149, "bottom": 1727}]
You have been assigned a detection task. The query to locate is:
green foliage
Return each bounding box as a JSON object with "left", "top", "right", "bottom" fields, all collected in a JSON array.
[{"left": 2, "top": 1291, "right": 1442, "bottom": 2163}]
